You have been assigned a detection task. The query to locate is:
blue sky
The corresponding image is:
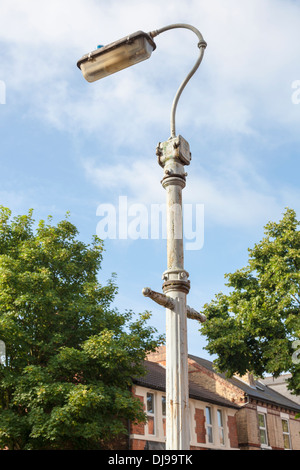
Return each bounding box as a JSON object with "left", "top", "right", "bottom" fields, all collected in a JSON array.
[{"left": 0, "top": 0, "right": 300, "bottom": 360}]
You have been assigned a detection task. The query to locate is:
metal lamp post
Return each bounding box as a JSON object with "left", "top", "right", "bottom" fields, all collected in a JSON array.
[{"left": 77, "top": 23, "right": 207, "bottom": 451}]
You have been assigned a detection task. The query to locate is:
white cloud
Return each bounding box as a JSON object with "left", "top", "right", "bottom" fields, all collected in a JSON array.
[
  {"left": 1, "top": 0, "right": 299, "bottom": 229},
  {"left": 1, "top": 0, "right": 300, "bottom": 140},
  {"left": 83, "top": 157, "right": 164, "bottom": 205},
  {"left": 186, "top": 172, "right": 280, "bottom": 228},
  {"left": 83, "top": 149, "right": 283, "bottom": 229}
]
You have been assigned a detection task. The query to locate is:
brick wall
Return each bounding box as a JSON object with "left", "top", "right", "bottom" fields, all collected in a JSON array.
[
  {"left": 194, "top": 408, "right": 206, "bottom": 444},
  {"left": 130, "top": 439, "right": 147, "bottom": 450},
  {"left": 290, "top": 416, "right": 300, "bottom": 449},
  {"left": 188, "top": 359, "right": 244, "bottom": 405},
  {"left": 227, "top": 415, "right": 239, "bottom": 449},
  {"left": 147, "top": 345, "right": 167, "bottom": 366},
  {"left": 266, "top": 409, "right": 283, "bottom": 449},
  {"left": 148, "top": 346, "right": 244, "bottom": 405},
  {"left": 235, "top": 405, "right": 261, "bottom": 450}
]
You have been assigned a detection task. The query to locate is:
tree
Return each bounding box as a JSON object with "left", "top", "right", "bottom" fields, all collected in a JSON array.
[
  {"left": 200, "top": 208, "right": 300, "bottom": 397},
  {"left": 0, "top": 207, "right": 164, "bottom": 450}
]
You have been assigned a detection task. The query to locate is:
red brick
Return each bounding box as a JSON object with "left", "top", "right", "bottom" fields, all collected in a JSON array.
[{"left": 194, "top": 408, "right": 206, "bottom": 444}]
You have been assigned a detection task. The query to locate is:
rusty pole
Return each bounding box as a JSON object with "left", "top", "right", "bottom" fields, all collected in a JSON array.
[
  {"left": 144, "top": 136, "right": 206, "bottom": 449},
  {"left": 143, "top": 25, "right": 207, "bottom": 451},
  {"left": 158, "top": 136, "right": 192, "bottom": 450}
]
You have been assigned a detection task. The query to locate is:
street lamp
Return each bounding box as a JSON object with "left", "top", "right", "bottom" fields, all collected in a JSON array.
[
  {"left": 77, "top": 30, "right": 156, "bottom": 82},
  {"left": 77, "top": 23, "right": 207, "bottom": 451}
]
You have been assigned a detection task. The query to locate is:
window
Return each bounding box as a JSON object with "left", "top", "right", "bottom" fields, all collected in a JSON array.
[
  {"left": 161, "top": 395, "right": 166, "bottom": 437},
  {"left": 258, "top": 413, "right": 268, "bottom": 446},
  {"left": 161, "top": 396, "right": 166, "bottom": 417},
  {"left": 146, "top": 393, "right": 155, "bottom": 435},
  {"left": 217, "top": 409, "right": 225, "bottom": 445},
  {"left": 282, "top": 419, "right": 291, "bottom": 450},
  {"left": 205, "top": 406, "right": 213, "bottom": 443}
]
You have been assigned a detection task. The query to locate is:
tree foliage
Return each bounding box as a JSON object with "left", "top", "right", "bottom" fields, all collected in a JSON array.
[
  {"left": 0, "top": 207, "right": 164, "bottom": 450},
  {"left": 200, "top": 208, "right": 300, "bottom": 397}
]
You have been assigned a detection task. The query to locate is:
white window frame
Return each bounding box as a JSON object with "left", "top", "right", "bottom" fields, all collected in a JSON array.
[
  {"left": 131, "top": 387, "right": 168, "bottom": 444},
  {"left": 146, "top": 392, "right": 156, "bottom": 436},
  {"left": 281, "top": 413, "right": 292, "bottom": 450},
  {"left": 217, "top": 409, "right": 225, "bottom": 446},
  {"left": 205, "top": 406, "right": 214, "bottom": 444},
  {"left": 257, "top": 407, "right": 269, "bottom": 448}
]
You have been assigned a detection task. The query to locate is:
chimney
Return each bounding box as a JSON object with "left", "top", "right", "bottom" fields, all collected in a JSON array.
[
  {"left": 147, "top": 345, "right": 166, "bottom": 366},
  {"left": 239, "top": 372, "right": 255, "bottom": 388}
]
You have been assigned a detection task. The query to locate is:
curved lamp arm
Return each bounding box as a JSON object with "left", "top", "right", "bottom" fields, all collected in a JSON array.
[{"left": 149, "top": 24, "right": 207, "bottom": 138}]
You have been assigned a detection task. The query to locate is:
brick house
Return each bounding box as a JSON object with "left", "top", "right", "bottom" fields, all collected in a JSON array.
[
  {"left": 130, "top": 360, "right": 240, "bottom": 450},
  {"left": 129, "top": 346, "right": 300, "bottom": 450},
  {"left": 187, "top": 353, "right": 300, "bottom": 450}
]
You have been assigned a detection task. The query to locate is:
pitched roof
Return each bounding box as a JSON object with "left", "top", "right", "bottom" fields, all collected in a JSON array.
[
  {"left": 188, "top": 354, "right": 300, "bottom": 413},
  {"left": 134, "top": 360, "right": 239, "bottom": 409}
]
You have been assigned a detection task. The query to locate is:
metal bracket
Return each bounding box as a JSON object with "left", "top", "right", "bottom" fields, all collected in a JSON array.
[
  {"left": 142, "top": 287, "right": 175, "bottom": 309},
  {"left": 162, "top": 269, "right": 190, "bottom": 295},
  {"left": 142, "top": 287, "right": 206, "bottom": 323},
  {"left": 156, "top": 135, "right": 191, "bottom": 168},
  {"left": 186, "top": 305, "right": 207, "bottom": 323}
]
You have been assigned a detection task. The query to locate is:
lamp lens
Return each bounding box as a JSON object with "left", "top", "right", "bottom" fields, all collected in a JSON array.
[{"left": 80, "top": 37, "right": 154, "bottom": 82}]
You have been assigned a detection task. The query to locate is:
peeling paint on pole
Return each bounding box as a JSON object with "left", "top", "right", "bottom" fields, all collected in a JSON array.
[
  {"left": 158, "top": 135, "right": 191, "bottom": 450},
  {"left": 143, "top": 135, "right": 206, "bottom": 450}
]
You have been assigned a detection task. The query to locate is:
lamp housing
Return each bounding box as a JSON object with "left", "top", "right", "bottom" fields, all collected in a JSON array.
[{"left": 77, "top": 30, "right": 156, "bottom": 82}]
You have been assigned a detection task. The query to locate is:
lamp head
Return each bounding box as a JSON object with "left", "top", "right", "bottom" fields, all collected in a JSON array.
[{"left": 77, "top": 30, "right": 156, "bottom": 82}]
